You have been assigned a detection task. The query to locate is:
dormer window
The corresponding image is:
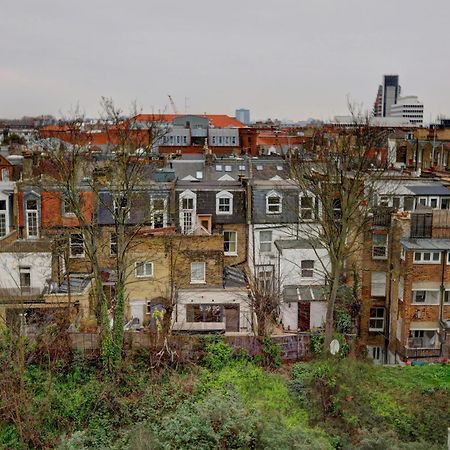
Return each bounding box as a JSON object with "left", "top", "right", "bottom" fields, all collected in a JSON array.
[
  {"left": 25, "top": 198, "right": 39, "bottom": 238},
  {"left": 300, "top": 194, "right": 317, "bottom": 221},
  {"left": 266, "top": 191, "right": 282, "bottom": 214},
  {"left": 113, "top": 195, "right": 130, "bottom": 219},
  {"left": 180, "top": 190, "right": 196, "bottom": 234},
  {"left": 151, "top": 198, "right": 166, "bottom": 228},
  {"left": 216, "top": 191, "right": 233, "bottom": 215}
]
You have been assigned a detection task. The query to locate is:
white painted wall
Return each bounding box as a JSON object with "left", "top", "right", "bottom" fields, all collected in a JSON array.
[
  {"left": 311, "top": 302, "right": 327, "bottom": 328},
  {"left": 280, "top": 302, "right": 297, "bottom": 331},
  {"left": 0, "top": 252, "right": 52, "bottom": 291},
  {"left": 278, "top": 247, "right": 329, "bottom": 286},
  {"left": 175, "top": 288, "right": 251, "bottom": 332}
]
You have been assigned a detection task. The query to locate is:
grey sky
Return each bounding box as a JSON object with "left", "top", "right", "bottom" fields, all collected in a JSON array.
[{"left": 1, "top": 0, "right": 449, "bottom": 121}]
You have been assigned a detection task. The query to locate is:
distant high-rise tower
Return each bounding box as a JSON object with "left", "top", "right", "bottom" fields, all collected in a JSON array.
[
  {"left": 373, "top": 75, "right": 401, "bottom": 117},
  {"left": 235, "top": 108, "right": 250, "bottom": 125},
  {"left": 373, "top": 75, "right": 423, "bottom": 125}
]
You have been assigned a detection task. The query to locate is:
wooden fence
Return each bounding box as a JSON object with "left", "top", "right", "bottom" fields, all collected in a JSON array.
[{"left": 68, "top": 332, "right": 314, "bottom": 361}]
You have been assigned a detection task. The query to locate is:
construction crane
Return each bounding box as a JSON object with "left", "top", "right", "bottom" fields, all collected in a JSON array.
[{"left": 167, "top": 95, "right": 179, "bottom": 114}]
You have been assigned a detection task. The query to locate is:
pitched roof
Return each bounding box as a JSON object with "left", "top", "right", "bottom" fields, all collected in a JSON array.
[{"left": 134, "top": 114, "right": 245, "bottom": 128}]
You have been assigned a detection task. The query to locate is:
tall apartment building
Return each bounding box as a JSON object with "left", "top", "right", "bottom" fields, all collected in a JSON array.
[
  {"left": 373, "top": 75, "right": 401, "bottom": 117},
  {"left": 235, "top": 108, "right": 250, "bottom": 125},
  {"left": 373, "top": 75, "right": 424, "bottom": 125},
  {"left": 390, "top": 95, "right": 424, "bottom": 125}
]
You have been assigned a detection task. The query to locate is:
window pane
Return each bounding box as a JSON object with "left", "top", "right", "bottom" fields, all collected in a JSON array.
[{"left": 191, "top": 262, "right": 205, "bottom": 282}]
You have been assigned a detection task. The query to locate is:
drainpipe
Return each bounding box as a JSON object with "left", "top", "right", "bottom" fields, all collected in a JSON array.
[{"left": 384, "top": 220, "right": 394, "bottom": 364}]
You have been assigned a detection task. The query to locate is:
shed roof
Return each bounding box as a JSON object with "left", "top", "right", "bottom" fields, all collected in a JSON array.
[
  {"left": 406, "top": 184, "right": 450, "bottom": 196},
  {"left": 400, "top": 238, "right": 450, "bottom": 251}
]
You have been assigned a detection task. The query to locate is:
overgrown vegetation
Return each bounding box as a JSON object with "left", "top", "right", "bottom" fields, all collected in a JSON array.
[{"left": 0, "top": 335, "right": 448, "bottom": 449}]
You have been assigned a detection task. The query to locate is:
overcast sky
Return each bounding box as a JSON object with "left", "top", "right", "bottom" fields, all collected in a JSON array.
[{"left": 1, "top": 0, "right": 449, "bottom": 122}]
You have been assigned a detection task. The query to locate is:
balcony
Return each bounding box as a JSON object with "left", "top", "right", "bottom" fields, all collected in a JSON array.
[
  {"left": 397, "top": 338, "right": 441, "bottom": 359},
  {"left": 371, "top": 207, "right": 394, "bottom": 227}
]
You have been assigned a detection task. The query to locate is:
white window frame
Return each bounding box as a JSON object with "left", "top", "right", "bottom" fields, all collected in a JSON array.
[
  {"left": 190, "top": 262, "right": 206, "bottom": 284},
  {"left": 216, "top": 191, "right": 233, "bottom": 215},
  {"left": 429, "top": 197, "right": 439, "bottom": 209},
  {"left": 369, "top": 307, "right": 385, "bottom": 332},
  {"left": 215, "top": 164, "right": 222, "bottom": 171},
  {"left": 113, "top": 196, "right": 130, "bottom": 219},
  {"left": 372, "top": 234, "right": 388, "bottom": 260},
  {"left": 69, "top": 233, "right": 85, "bottom": 258},
  {"left": 412, "top": 289, "right": 439, "bottom": 305},
  {"left": 25, "top": 198, "right": 39, "bottom": 239},
  {"left": 417, "top": 197, "right": 427, "bottom": 207},
  {"left": 371, "top": 272, "right": 387, "bottom": 297},
  {"left": 196, "top": 171, "right": 203, "bottom": 179},
  {"left": 224, "top": 165, "right": 232, "bottom": 172},
  {"left": 151, "top": 197, "right": 167, "bottom": 229},
  {"left": 179, "top": 190, "right": 196, "bottom": 234},
  {"left": 19, "top": 266, "right": 31, "bottom": 291},
  {"left": 400, "top": 246, "right": 406, "bottom": 261},
  {"left": 224, "top": 230, "right": 237, "bottom": 256},
  {"left": 135, "top": 261, "right": 154, "bottom": 278},
  {"left": 259, "top": 230, "right": 272, "bottom": 253},
  {"left": 301, "top": 260, "right": 314, "bottom": 278},
  {"left": 299, "top": 194, "right": 317, "bottom": 221},
  {"left": 62, "top": 195, "right": 76, "bottom": 216},
  {"left": 266, "top": 191, "right": 282, "bottom": 214},
  {"left": 413, "top": 251, "right": 441, "bottom": 264},
  {"left": 110, "top": 232, "right": 117, "bottom": 256}
]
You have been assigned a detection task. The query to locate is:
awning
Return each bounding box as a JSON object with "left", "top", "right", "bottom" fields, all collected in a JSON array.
[{"left": 409, "top": 321, "right": 439, "bottom": 331}]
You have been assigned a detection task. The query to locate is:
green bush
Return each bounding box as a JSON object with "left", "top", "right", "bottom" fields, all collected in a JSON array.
[
  {"left": 258, "top": 336, "right": 282, "bottom": 368},
  {"left": 202, "top": 338, "right": 234, "bottom": 371},
  {"left": 335, "top": 310, "right": 352, "bottom": 333}
]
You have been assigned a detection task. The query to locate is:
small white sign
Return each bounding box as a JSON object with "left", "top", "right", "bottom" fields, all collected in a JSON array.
[{"left": 330, "top": 339, "right": 340, "bottom": 355}]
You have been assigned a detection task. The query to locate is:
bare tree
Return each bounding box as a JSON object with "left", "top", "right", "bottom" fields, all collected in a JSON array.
[
  {"left": 35, "top": 99, "right": 168, "bottom": 373},
  {"left": 290, "top": 112, "right": 389, "bottom": 349}
]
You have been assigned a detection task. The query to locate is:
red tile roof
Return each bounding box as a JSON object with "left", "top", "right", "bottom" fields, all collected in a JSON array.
[{"left": 134, "top": 114, "right": 245, "bottom": 128}]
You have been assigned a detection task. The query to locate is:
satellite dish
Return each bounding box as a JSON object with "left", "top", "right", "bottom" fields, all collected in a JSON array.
[{"left": 330, "top": 339, "right": 340, "bottom": 355}]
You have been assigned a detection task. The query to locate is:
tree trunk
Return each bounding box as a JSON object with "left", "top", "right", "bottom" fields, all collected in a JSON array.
[
  {"left": 111, "top": 284, "right": 125, "bottom": 370},
  {"left": 324, "top": 261, "right": 342, "bottom": 350}
]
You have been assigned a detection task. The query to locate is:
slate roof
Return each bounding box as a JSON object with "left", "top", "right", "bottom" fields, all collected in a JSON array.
[
  {"left": 400, "top": 238, "right": 450, "bottom": 251},
  {"left": 406, "top": 184, "right": 450, "bottom": 196}
]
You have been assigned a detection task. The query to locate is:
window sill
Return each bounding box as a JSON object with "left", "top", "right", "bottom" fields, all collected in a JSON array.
[
  {"left": 190, "top": 281, "right": 206, "bottom": 285},
  {"left": 69, "top": 255, "right": 85, "bottom": 259},
  {"left": 216, "top": 211, "right": 232, "bottom": 215},
  {"left": 224, "top": 252, "right": 238, "bottom": 257},
  {"left": 136, "top": 275, "right": 154, "bottom": 279},
  {"left": 411, "top": 303, "right": 439, "bottom": 306}
]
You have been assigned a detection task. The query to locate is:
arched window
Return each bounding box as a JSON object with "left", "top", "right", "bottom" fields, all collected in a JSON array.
[
  {"left": 266, "top": 191, "right": 282, "bottom": 214},
  {"left": 179, "top": 190, "right": 196, "bottom": 234},
  {"left": 216, "top": 191, "right": 233, "bottom": 215}
]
